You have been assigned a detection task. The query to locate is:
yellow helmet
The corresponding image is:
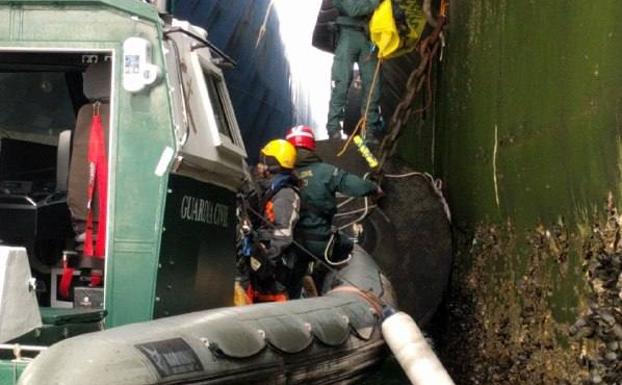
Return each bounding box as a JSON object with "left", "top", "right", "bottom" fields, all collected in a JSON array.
[{"left": 260, "top": 139, "right": 297, "bottom": 170}]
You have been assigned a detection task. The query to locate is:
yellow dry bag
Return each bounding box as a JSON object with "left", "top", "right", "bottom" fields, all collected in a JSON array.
[{"left": 369, "top": 0, "right": 426, "bottom": 59}]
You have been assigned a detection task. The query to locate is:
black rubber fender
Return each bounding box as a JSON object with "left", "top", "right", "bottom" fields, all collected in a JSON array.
[{"left": 311, "top": 0, "right": 339, "bottom": 53}]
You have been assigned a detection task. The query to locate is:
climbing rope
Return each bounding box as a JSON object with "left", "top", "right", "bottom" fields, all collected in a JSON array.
[
  {"left": 334, "top": 171, "right": 451, "bottom": 230},
  {"left": 256, "top": 0, "right": 276, "bottom": 48},
  {"left": 384, "top": 171, "right": 452, "bottom": 223},
  {"left": 337, "top": 196, "right": 371, "bottom": 231},
  {"left": 334, "top": 173, "right": 375, "bottom": 231}
]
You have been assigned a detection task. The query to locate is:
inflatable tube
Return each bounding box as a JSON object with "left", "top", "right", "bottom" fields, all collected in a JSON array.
[{"left": 18, "top": 246, "right": 395, "bottom": 385}]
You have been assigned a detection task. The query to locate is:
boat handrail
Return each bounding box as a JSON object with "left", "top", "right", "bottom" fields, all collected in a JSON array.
[{"left": 0, "top": 343, "right": 48, "bottom": 361}]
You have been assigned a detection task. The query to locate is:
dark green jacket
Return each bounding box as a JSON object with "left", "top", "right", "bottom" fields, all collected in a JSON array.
[
  {"left": 295, "top": 149, "right": 377, "bottom": 235},
  {"left": 334, "top": 0, "right": 380, "bottom": 28}
]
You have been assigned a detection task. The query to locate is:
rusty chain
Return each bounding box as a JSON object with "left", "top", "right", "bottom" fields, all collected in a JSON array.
[{"left": 374, "top": 16, "right": 447, "bottom": 183}]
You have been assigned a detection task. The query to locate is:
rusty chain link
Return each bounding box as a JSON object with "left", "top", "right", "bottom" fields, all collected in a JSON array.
[{"left": 374, "top": 16, "right": 447, "bottom": 183}]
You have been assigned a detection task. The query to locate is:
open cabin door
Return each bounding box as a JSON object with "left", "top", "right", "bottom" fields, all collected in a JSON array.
[{"left": 0, "top": 52, "right": 112, "bottom": 323}]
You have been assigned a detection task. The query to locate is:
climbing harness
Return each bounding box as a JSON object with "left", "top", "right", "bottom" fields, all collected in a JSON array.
[{"left": 237, "top": 173, "right": 300, "bottom": 303}]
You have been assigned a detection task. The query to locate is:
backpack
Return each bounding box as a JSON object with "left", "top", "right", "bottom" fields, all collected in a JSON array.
[
  {"left": 369, "top": 0, "right": 426, "bottom": 59},
  {"left": 311, "top": 0, "right": 340, "bottom": 54}
]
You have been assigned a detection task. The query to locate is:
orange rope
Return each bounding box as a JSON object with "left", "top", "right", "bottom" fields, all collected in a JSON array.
[
  {"left": 363, "top": 58, "right": 383, "bottom": 131},
  {"left": 440, "top": 0, "right": 449, "bottom": 17},
  {"left": 328, "top": 285, "right": 383, "bottom": 315},
  {"left": 337, "top": 117, "right": 364, "bottom": 157}
]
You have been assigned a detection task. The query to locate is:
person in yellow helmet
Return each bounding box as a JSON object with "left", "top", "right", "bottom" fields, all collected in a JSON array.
[{"left": 244, "top": 139, "right": 301, "bottom": 303}]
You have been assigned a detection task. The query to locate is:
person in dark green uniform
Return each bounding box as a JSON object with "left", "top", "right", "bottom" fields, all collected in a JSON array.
[
  {"left": 326, "top": 0, "right": 383, "bottom": 142},
  {"left": 286, "top": 126, "right": 382, "bottom": 294}
]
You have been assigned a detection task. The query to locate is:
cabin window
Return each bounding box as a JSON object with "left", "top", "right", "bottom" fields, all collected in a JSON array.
[
  {"left": 202, "top": 69, "right": 235, "bottom": 143},
  {"left": 163, "top": 32, "right": 247, "bottom": 191},
  {"left": 187, "top": 51, "right": 245, "bottom": 156}
]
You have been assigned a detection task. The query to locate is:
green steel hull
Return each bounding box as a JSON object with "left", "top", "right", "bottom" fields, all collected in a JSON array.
[{"left": 393, "top": 1, "right": 622, "bottom": 383}]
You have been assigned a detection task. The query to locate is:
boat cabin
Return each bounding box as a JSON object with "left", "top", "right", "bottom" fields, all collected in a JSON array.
[{"left": 0, "top": 0, "right": 247, "bottom": 353}]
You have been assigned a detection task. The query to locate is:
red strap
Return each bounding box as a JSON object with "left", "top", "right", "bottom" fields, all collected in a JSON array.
[
  {"left": 264, "top": 201, "right": 275, "bottom": 223},
  {"left": 253, "top": 292, "right": 288, "bottom": 303},
  {"left": 90, "top": 271, "right": 103, "bottom": 287},
  {"left": 84, "top": 109, "right": 108, "bottom": 258},
  {"left": 59, "top": 258, "right": 74, "bottom": 299},
  {"left": 245, "top": 284, "right": 255, "bottom": 304}
]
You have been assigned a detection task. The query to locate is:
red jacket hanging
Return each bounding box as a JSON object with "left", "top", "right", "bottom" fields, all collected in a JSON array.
[
  {"left": 60, "top": 104, "right": 108, "bottom": 298},
  {"left": 84, "top": 104, "right": 108, "bottom": 259}
]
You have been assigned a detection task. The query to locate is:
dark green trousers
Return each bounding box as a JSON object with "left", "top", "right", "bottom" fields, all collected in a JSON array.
[
  {"left": 326, "top": 27, "right": 382, "bottom": 135},
  {"left": 297, "top": 232, "right": 354, "bottom": 293}
]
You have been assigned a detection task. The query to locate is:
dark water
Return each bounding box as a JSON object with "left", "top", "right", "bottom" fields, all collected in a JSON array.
[{"left": 359, "top": 358, "right": 409, "bottom": 385}]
